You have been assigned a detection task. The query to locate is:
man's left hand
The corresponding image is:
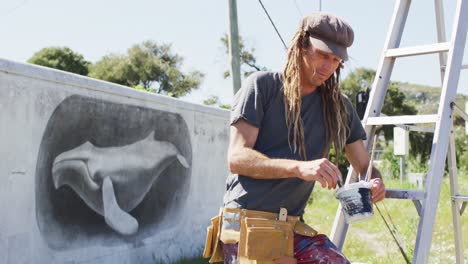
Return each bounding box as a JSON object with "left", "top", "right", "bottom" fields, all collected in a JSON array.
[{"left": 370, "top": 178, "right": 385, "bottom": 203}]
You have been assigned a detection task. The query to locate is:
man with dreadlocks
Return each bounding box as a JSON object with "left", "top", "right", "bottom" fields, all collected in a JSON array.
[{"left": 203, "top": 12, "right": 386, "bottom": 264}]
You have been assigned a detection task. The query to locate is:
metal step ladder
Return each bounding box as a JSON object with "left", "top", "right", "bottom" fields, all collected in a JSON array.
[{"left": 330, "top": 0, "right": 468, "bottom": 263}]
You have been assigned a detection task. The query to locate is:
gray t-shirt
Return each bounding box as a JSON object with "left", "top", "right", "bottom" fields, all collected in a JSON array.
[{"left": 223, "top": 71, "right": 366, "bottom": 216}]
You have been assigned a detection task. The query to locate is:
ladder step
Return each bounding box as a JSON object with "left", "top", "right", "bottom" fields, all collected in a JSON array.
[
  {"left": 385, "top": 42, "right": 450, "bottom": 58},
  {"left": 386, "top": 189, "right": 425, "bottom": 200},
  {"left": 452, "top": 195, "right": 468, "bottom": 202},
  {"left": 403, "top": 125, "right": 435, "bottom": 133},
  {"left": 366, "top": 114, "right": 438, "bottom": 126}
]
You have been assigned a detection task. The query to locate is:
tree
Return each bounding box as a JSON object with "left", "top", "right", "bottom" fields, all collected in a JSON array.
[
  {"left": 221, "top": 34, "right": 268, "bottom": 79},
  {"left": 89, "top": 40, "right": 204, "bottom": 98},
  {"left": 28, "top": 47, "right": 90, "bottom": 75},
  {"left": 341, "top": 67, "right": 375, "bottom": 105},
  {"left": 88, "top": 54, "right": 135, "bottom": 85}
]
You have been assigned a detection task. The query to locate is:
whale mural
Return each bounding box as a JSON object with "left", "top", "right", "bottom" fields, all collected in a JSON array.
[
  {"left": 35, "top": 95, "right": 192, "bottom": 250},
  {"left": 52, "top": 132, "right": 190, "bottom": 235}
]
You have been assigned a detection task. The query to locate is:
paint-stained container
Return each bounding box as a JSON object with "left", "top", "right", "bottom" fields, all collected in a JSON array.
[{"left": 335, "top": 181, "right": 373, "bottom": 223}]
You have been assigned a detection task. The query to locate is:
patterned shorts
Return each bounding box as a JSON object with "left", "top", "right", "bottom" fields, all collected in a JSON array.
[{"left": 222, "top": 233, "right": 350, "bottom": 264}]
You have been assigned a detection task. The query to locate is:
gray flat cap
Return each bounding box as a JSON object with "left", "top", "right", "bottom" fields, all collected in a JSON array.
[{"left": 302, "top": 12, "right": 354, "bottom": 61}]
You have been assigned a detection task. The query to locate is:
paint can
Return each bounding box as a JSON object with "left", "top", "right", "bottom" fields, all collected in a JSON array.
[{"left": 335, "top": 181, "right": 373, "bottom": 223}]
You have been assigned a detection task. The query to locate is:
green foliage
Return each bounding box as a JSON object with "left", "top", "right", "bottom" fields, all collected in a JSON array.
[
  {"left": 379, "top": 144, "right": 401, "bottom": 179},
  {"left": 408, "top": 132, "right": 433, "bottom": 164},
  {"left": 379, "top": 82, "right": 418, "bottom": 140},
  {"left": 203, "top": 95, "right": 231, "bottom": 110},
  {"left": 133, "top": 84, "right": 149, "bottom": 92},
  {"left": 219, "top": 104, "right": 232, "bottom": 110},
  {"left": 454, "top": 126, "right": 468, "bottom": 173},
  {"left": 221, "top": 34, "right": 268, "bottom": 79},
  {"left": 89, "top": 40, "right": 204, "bottom": 98},
  {"left": 328, "top": 147, "right": 349, "bottom": 180},
  {"left": 28, "top": 47, "right": 90, "bottom": 75},
  {"left": 341, "top": 67, "right": 375, "bottom": 105},
  {"left": 203, "top": 95, "right": 219, "bottom": 106},
  {"left": 89, "top": 54, "right": 134, "bottom": 85}
]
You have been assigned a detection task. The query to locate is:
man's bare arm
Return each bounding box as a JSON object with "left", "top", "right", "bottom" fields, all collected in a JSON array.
[
  {"left": 228, "top": 120, "right": 299, "bottom": 179},
  {"left": 228, "top": 120, "right": 342, "bottom": 189}
]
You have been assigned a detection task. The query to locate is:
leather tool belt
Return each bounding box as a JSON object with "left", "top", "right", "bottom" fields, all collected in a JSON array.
[{"left": 203, "top": 207, "right": 318, "bottom": 264}]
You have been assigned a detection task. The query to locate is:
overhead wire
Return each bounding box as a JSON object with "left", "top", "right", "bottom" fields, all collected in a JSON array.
[
  {"left": 375, "top": 203, "right": 411, "bottom": 264},
  {"left": 0, "top": 0, "right": 29, "bottom": 17},
  {"left": 292, "top": 0, "right": 303, "bottom": 17},
  {"left": 257, "top": 0, "right": 288, "bottom": 50}
]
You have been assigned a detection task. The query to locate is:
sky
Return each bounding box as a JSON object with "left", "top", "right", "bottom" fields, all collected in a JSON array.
[{"left": 0, "top": 0, "right": 467, "bottom": 106}]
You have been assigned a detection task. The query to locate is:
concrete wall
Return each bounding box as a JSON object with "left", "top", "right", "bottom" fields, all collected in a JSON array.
[{"left": 0, "top": 59, "right": 230, "bottom": 264}]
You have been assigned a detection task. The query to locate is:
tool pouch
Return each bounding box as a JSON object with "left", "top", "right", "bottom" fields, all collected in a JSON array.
[
  {"left": 238, "top": 217, "right": 294, "bottom": 262},
  {"left": 204, "top": 207, "right": 318, "bottom": 264},
  {"left": 203, "top": 211, "right": 223, "bottom": 263},
  {"left": 293, "top": 220, "right": 318, "bottom": 237}
]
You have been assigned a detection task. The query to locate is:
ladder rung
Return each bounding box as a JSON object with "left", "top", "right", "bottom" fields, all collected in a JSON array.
[
  {"left": 404, "top": 125, "right": 434, "bottom": 133},
  {"left": 366, "top": 114, "right": 438, "bottom": 126},
  {"left": 462, "top": 64, "right": 468, "bottom": 70},
  {"left": 386, "top": 189, "right": 425, "bottom": 200},
  {"left": 452, "top": 195, "right": 468, "bottom": 202},
  {"left": 385, "top": 42, "right": 450, "bottom": 58}
]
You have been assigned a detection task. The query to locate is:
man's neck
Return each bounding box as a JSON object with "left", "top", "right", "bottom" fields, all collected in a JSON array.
[
  {"left": 301, "top": 85, "right": 318, "bottom": 96},
  {"left": 299, "top": 75, "right": 319, "bottom": 96}
]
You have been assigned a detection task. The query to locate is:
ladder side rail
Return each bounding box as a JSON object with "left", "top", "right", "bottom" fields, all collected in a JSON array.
[
  {"left": 447, "top": 128, "right": 464, "bottom": 264},
  {"left": 330, "top": 0, "right": 412, "bottom": 248},
  {"left": 434, "top": 3, "right": 464, "bottom": 262},
  {"left": 434, "top": 0, "right": 448, "bottom": 81},
  {"left": 412, "top": 1, "right": 468, "bottom": 262}
]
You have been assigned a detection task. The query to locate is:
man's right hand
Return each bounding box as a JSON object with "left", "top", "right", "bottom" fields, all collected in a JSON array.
[{"left": 296, "top": 158, "right": 342, "bottom": 189}]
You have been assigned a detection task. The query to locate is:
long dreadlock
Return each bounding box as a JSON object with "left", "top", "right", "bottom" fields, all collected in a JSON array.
[{"left": 282, "top": 28, "right": 349, "bottom": 160}]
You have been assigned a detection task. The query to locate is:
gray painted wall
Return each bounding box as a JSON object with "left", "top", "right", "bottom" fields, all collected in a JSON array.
[{"left": 0, "top": 58, "right": 230, "bottom": 264}]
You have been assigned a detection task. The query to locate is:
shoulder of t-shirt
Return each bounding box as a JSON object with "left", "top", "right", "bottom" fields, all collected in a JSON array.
[
  {"left": 339, "top": 93, "right": 361, "bottom": 122},
  {"left": 245, "top": 71, "right": 283, "bottom": 96},
  {"left": 245, "top": 71, "right": 282, "bottom": 85},
  {"left": 340, "top": 93, "right": 354, "bottom": 111}
]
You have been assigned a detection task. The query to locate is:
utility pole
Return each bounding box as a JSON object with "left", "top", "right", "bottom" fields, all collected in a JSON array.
[
  {"left": 228, "top": 0, "right": 241, "bottom": 94},
  {"left": 318, "top": 0, "right": 322, "bottom": 11}
]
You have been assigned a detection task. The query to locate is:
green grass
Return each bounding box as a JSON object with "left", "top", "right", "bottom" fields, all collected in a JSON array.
[{"left": 174, "top": 174, "right": 468, "bottom": 264}]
